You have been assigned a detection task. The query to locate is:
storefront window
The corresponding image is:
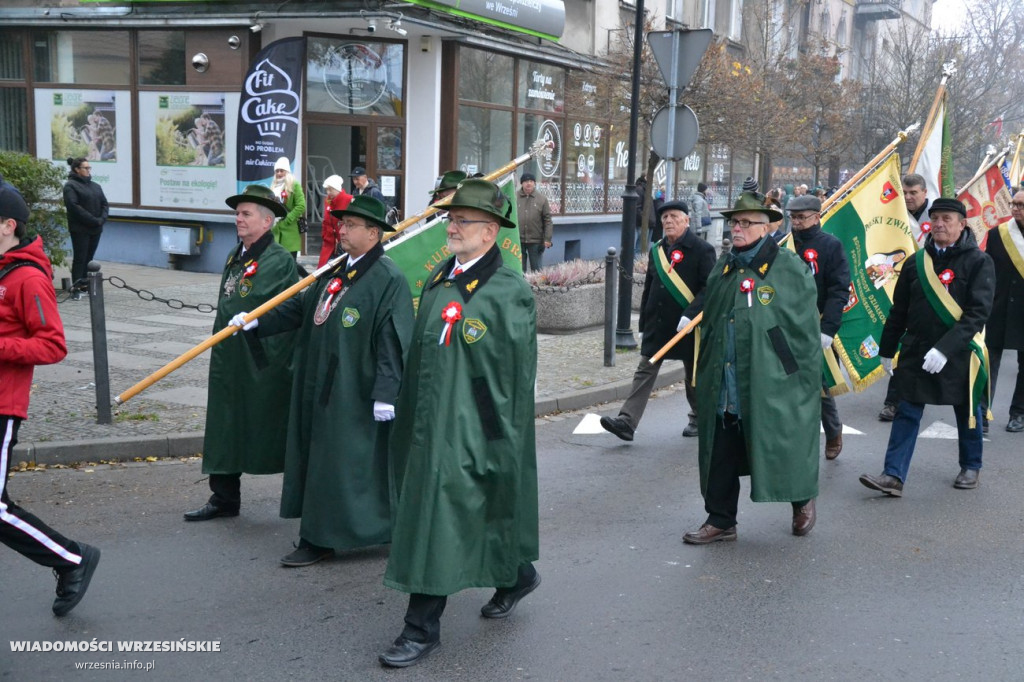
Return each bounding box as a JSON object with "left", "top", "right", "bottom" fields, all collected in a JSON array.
[
  {"left": 377, "top": 126, "right": 402, "bottom": 170},
  {"left": 458, "top": 48, "right": 513, "bottom": 106},
  {"left": 606, "top": 124, "right": 629, "bottom": 213},
  {"left": 0, "top": 32, "right": 23, "bottom": 80},
  {"left": 706, "top": 143, "right": 731, "bottom": 209},
  {"left": 33, "top": 30, "right": 130, "bottom": 85},
  {"left": 139, "top": 31, "right": 186, "bottom": 86},
  {"left": 306, "top": 37, "right": 404, "bottom": 116},
  {"left": 518, "top": 113, "right": 562, "bottom": 212},
  {"left": 457, "top": 105, "right": 511, "bottom": 177},
  {"left": 517, "top": 60, "right": 564, "bottom": 114},
  {"left": 563, "top": 119, "right": 606, "bottom": 213},
  {"left": 0, "top": 88, "right": 28, "bottom": 152}
]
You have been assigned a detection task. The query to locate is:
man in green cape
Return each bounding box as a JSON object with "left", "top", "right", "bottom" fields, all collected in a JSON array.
[
  {"left": 232, "top": 196, "right": 414, "bottom": 565},
  {"left": 184, "top": 185, "right": 298, "bottom": 521},
  {"left": 379, "top": 179, "right": 540, "bottom": 668},
  {"left": 683, "top": 192, "right": 821, "bottom": 545}
]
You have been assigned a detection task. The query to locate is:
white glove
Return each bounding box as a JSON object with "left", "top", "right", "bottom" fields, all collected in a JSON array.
[
  {"left": 676, "top": 316, "right": 692, "bottom": 333},
  {"left": 229, "top": 312, "right": 258, "bottom": 335},
  {"left": 880, "top": 357, "right": 893, "bottom": 376},
  {"left": 922, "top": 347, "right": 948, "bottom": 374},
  {"left": 820, "top": 333, "right": 834, "bottom": 350},
  {"left": 373, "top": 401, "right": 395, "bottom": 422}
]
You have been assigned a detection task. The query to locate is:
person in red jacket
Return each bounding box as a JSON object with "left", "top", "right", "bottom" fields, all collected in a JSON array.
[
  {"left": 318, "top": 175, "right": 353, "bottom": 268},
  {"left": 0, "top": 183, "right": 100, "bottom": 616}
]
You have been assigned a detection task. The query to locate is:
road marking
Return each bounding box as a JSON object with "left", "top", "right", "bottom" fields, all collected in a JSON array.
[
  {"left": 574, "top": 413, "right": 607, "bottom": 434},
  {"left": 821, "top": 424, "right": 864, "bottom": 435}
]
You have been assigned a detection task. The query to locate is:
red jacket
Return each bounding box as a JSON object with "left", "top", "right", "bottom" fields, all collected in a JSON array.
[
  {"left": 318, "top": 190, "right": 354, "bottom": 268},
  {"left": 0, "top": 236, "right": 67, "bottom": 419}
]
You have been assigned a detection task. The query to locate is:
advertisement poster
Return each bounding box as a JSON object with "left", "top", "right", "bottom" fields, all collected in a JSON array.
[
  {"left": 34, "top": 89, "right": 133, "bottom": 204},
  {"left": 139, "top": 92, "right": 239, "bottom": 209}
]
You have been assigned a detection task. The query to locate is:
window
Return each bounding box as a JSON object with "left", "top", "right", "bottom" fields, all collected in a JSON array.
[
  {"left": 306, "top": 36, "right": 405, "bottom": 116},
  {"left": 139, "top": 31, "right": 186, "bottom": 86},
  {"left": 0, "top": 88, "right": 28, "bottom": 151},
  {"left": 517, "top": 60, "right": 564, "bottom": 113},
  {"left": 0, "top": 31, "right": 24, "bottom": 80},
  {"left": 458, "top": 106, "right": 512, "bottom": 176},
  {"left": 458, "top": 49, "right": 513, "bottom": 105},
  {"left": 34, "top": 30, "right": 130, "bottom": 85}
]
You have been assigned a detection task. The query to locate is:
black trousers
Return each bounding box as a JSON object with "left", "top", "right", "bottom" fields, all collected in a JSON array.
[
  {"left": 401, "top": 563, "right": 538, "bottom": 643},
  {"left": 1, "top": 416, "right": 83, "bottom": 571},
  {"left": 704, "top": 414, "right": 806, "bottom": 530},
  {"left": 70, "top": 231, "right": 102, "bottom": 290},
  {"left": 207, "top": 473, "right": 241, "bottom": 511}
]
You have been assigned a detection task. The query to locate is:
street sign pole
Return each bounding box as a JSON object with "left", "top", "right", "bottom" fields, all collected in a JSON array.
[{"left": 665, "top": 30, "right": 680, "bottom": 200}]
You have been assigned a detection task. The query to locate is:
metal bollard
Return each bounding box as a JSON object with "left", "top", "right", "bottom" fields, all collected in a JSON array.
[
  {"left": 604, "top": 247, "right": 618, "bottom": 367},
  {"left": 87, "top": 261, "right": 112, "bottom": 425}
]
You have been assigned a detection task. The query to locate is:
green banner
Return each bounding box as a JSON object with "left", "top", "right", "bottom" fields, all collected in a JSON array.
[{"left": 384, "top": 176, "right": 523, "bottom": 308}]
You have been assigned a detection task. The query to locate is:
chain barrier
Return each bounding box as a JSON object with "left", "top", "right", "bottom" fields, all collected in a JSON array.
[
  {"left": 615, "top": 260, "right": 645, "bottom": 287},
  {"left": 104, "top": 276, "right": 217, "bottom": 313}
]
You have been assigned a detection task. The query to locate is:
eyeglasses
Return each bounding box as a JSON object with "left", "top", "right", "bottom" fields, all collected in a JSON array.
[
  {"left": 788, "top": 213, "right": 817, "bottom": 221},
  {"left": 727, "top": 218, "right": 768, "bottom": 228},
  {"left": 341, "top": 219, "right": 370, "bottom": 229},
  {"left": 447, "top": 217, "right": 493, "bottom": 229},
  {"left": 1011, "top": 202, "right": 1024, "bottom": 209},
  {"left": 79, "top": 165, "right": 91, "bottom": 170}
]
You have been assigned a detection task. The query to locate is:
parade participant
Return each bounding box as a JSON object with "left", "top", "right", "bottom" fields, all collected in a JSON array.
[
  {"left": 984, "top": 190, "right": 1024, "bottom": 433},
  {"left": 600, "top": 200, "right": 716, "bottom": 441},
  {"left": 788, "top": 194, "right": 851, "bottom": 460},
  {"left": 682, "top": 192, "right": 821, "bottom": 544},
  {"left": 270, "top": 157, "right": 306, "bottom": 262},
  {"left": 231, "top": 196, "right": 414, "bottom": 566},
  {"left": 183, "top": 185, "right": 299, "bottom": 521},
  {"left": 516, "top": 172, "right": 553, "bottom": 272},
  {"left": 429, "top": 170, "right": 467, "bottom": 205},
  {"left": 879, "top": 173, "right": 933, "bottom": 422},
  {"left": 0, "top": 184, "right": 100, "bottom": 616},
  {"left": 379, "top": 179, "right": 539, "bottom": 668},
  {"left": 860, "top": 198, "right": 994, "bottom": 495},
  {"left": 317, "top": 175, "right": 352, "bottom": 268}
]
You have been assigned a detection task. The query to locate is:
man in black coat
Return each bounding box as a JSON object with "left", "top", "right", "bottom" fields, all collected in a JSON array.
[
  {"left": 789, "top": 195, "right": 851, "bottom": 459},
  {"left": 601, "top": 200, "right": 717, "bottom": 441},
  {"left": 983, "top": 189, "right": 1024, "bottom": 432},
  {"left": 860, "top": 198, "right": 995, "bottom": 495}
]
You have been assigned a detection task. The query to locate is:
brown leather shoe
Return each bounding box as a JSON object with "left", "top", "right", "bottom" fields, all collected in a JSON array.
[
  {"left": 859, "top": 472, "right": 903, "bottom": 497},
  {"left": 682, "top": 523, "right": 737, "bottom": 545},
  {"left": 792, "top": 499, "right": 816, "bottom": 536},
  {"left": 825, "top": 435, "right": 842, "bottom": 460}
]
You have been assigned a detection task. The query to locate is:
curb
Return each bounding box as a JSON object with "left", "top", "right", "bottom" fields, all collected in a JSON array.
[{"left": 14, "top": 364, "right": 686, "bottom": 466}]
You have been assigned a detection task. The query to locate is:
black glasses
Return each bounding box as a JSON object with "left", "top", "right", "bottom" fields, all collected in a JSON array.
[
  {"left": 727, "top": 218, "right": 769, "bottom": 228},
  {"left": 1011, "top": 202, "right": 1024, "bottom": 209}
]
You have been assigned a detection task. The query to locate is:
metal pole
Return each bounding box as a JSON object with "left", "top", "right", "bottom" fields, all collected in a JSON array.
[
  {"left": 604, "top": 247, "right": 618, "bottom": 367},
  {"left": 665, "top": 30, "right": 680, "bottom": 201},
  {"left": 87, "top": 261, "right": 112, "bottom": 425},
  {"left": 616, "top": 0, "right": 645, "bottom": 350}
]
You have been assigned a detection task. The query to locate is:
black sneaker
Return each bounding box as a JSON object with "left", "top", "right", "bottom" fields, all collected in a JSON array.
[
  {"left": 599, "top": 416, "right": 634, "bottom": 442},
  {"left": 280, "top": 541, "right": 334, "bottom": 567},
  {"left": 53, "top": 543, "right": 100, "bottom": 617}
]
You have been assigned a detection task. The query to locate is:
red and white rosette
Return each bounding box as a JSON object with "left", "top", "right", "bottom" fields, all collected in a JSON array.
[
  {"left": 803, "top": 248, "right": 818, "bottom": 275},
  {"left": 670, "top": 249, "right": 684, "bottom": 265},
  {"left": 243, "top": 261, "right": 258, "bottom": 278},
  {"left": 918, "top": 221, "right": 932, "bottom": 242},
  {"left": 740, "top": 277, "right": 755, "bottom": 307},
  {"left": 938, "top": 268, "right": 955, "bottom": 291},
  {"left": 439, "top": 301, "right": 463, "bottom": 346}
]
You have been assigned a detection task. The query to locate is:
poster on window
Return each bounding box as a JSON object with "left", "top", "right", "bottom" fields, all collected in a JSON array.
[
  {"left": 34, "top": 89, "right": 133, "bottom": 204},
  {"left": 138, "top": 92, "right": 239, "bottom": 209}
]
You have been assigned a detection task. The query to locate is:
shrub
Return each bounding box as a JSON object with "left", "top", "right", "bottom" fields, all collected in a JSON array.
[
  {"left": 524, "top": 254, "right": 648, "bottom": 288},
  {"left": 0, "top": 151, "right": 69, "bottom": 267}
]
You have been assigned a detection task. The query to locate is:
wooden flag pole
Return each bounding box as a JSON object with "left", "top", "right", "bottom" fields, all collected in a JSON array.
[
  {"left": 649, "top": 313, "right": 702, "bottom": 364},
  {"left": 114, "top": 140, "right": 552, "bottom": 405}
]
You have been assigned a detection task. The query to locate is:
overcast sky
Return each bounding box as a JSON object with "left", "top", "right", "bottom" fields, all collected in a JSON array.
[{"left": 931, "top": 0, "right": 968, "bottom": 31}]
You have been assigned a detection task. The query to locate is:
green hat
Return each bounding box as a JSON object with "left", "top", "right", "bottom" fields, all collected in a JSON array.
[
  {"left": 430, "top": 170, "right": 468, "bottom": 196},
  {"left": 330, "top": 194, "right": 395, "bottom": 232},
  {"left": 445, "top": 179, "right": 516, "bottom": 228},
  {"left": 225, "top": 184, "right": 286, "bottom": 219},
  {"left": 720, "top": 191, "right": 783, "bottom": 223}
]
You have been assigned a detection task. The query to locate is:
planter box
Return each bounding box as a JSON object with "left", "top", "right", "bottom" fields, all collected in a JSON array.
[{"left": 534, "top": 281, "right": 643, "bottom": 334}]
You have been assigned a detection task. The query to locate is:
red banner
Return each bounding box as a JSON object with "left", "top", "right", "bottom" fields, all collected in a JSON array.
[{"left": 957, "top": 165, "right": 1012, "bottom": 250}]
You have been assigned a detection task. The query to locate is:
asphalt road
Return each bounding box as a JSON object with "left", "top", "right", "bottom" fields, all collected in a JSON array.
[{"left": 3, "top": 378, "right": 1023, "bottom": 681}]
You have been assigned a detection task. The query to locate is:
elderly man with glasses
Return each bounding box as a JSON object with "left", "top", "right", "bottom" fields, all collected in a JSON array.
[{"left": 682, "top": 191, "right": 822, "bottom": 545}]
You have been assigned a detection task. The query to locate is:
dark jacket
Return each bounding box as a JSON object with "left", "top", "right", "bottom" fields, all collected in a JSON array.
[
  {"left": 357, "top": 179, "right": 385, "bottom": 203},
  {"left": 880, "top": 229, "right": 995, "bottom": 405},
  {"left": 984, "top": 220, "right": 1024, "bottom": 351},
  {"left": 792, "top": 223, "right": 850, "bottom": 337},
  {"left": 63, "top": 173, "right": 108, "bottom": 235},
  {"left": 639, "top": 226, "right": 717, "bottom": 360}
]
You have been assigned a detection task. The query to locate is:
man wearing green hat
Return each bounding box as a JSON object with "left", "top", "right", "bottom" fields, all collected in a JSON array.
[
  {"left": 184, "top": 185, "right": 299, "bottom": 521},
  {"left": 683, "top": 191, "right": 821, "bottom": 545},
  {"left": 230, "top": 195, "right": 414, "bottom": 565},
  {"left": 429, "top": 170, "right": 467, "bottom": 205},
  {"left": 379, "top": 179, "right": 539, "bottom": 668}
]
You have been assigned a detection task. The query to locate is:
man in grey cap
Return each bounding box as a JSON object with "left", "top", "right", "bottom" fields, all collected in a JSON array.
[
  {"left": 516, "top": 172, "right": 553, "bottom": 271},
  {"left": 600, "top": 200, "right": 716, "bottom": 441},
  {"left": 350, "top": 166, "right": 385, "bottom": 203},
  {"left": 788, "top": 193, "right": 851, "bottom": 460}
]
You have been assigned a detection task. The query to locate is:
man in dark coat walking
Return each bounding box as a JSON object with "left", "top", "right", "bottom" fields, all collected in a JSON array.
[
  {"left": 600, "top": 200, "right": 716, "bottom": 441},
  {"left": 983, "top": 189, "right": 1024, "bottom": 432},
  {"left": 788, "top": 194, "right": 851, "bottom": 459},
  {"left": 860, "top": 198, "right": 995, "bottom": 495}
]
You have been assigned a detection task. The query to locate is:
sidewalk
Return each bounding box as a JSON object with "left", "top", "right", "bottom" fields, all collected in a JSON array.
[{"left": 15, "top": 258, "right": 685, "bottom": 465}]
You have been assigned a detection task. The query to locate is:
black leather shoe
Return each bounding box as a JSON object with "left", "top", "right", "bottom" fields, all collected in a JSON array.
[
  {"left": 878, "top": 403, "right": 896, "bottom": 422},
  {"left": 858, "top": 472, "right": 903, "bottom": 497},
  {"left": 682, "top": 421, "right": 698, "bottom": 438},
  {"left": 480, "top": 572, "right": 541, "bottom": 619},
  {"left": 183, "top": 502, "right": 239, "bottom": 522},
  {"left": 378, "top": 637, "right": 440, "bottom": 668},
  {"left": 53, "top": 544, "right": 100, "bottom": 617},
  {"left": 281, "top": 542, "right": 334, "bottom": 567},
  {"left": 600, "top": 416, "right": 634, "bottom": 442},
  {"left": 1007, "top": 416, "right": 1024, "bottom": 433},
  {"left": 953, "top": 468, "right": 979, "bottom": 489}
]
